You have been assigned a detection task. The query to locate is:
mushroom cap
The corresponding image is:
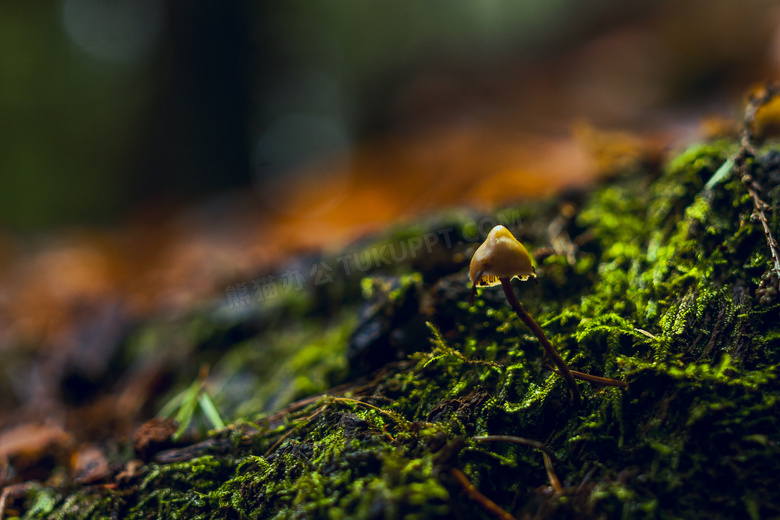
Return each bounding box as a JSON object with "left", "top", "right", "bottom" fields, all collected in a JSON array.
[{"left": 469, "top": 225, "right": 536, "bottom": 287}]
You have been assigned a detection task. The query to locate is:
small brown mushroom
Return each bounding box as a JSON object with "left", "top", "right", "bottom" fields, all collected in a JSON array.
[
  {"left": 470, "top": 225, "right": 581, "bottom": 407},
  {"left": 469, "top": 225, "right": 536, "bottom": 289},
  {"left": 469, "top": 225, "right": 627, "bottom": 408}
]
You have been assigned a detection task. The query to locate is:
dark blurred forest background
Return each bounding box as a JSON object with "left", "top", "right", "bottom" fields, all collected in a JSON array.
[
  {"left": 3, "top": 0, "right": 778, "bottom": 315},
  {"left": 2, "top": 0, "right": 780, "bottom": 478},
  {"left": 3, "top": 0, "right": 778, "bottom": 231}
]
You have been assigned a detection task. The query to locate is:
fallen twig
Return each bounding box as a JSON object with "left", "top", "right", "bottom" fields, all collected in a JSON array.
[
  {"left": 545, "top": 366, "right": 629, "bottom": 388},
  {"left": 0, "top": 483, "right": 33, "bottom": 520},
  {"left": 474, "top": 435, "right": 564, "bottom": 492},
  {"left": 735, "top": 82, "right": 780, "bottom": 277},
  {"left": 263, "top": 404, "right": 327, "bottom": 457},
  {"left": 451, "top": 467, "right": 516, "bottom": 520},
  {"left": 542, "top": 453, "right": 563, "bottom": 494}
]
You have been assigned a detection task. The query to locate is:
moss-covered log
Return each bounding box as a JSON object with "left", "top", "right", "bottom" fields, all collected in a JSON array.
[{"left": 8, "top": 130, "right": 780, "bottom": 520}]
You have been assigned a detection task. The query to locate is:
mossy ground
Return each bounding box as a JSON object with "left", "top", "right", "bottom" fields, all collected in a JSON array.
[{"left": 12, "top": 137, "right": 780, "bottom": 519}]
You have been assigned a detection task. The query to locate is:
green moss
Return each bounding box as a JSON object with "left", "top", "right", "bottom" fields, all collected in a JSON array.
[{"left": 17, "top": 139, "right": 780, "bottom": 519}]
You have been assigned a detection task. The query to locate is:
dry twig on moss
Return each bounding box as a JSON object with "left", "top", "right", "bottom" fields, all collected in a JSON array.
[{"left": 736, "top": 82, "right": 780, "bottom": 278}]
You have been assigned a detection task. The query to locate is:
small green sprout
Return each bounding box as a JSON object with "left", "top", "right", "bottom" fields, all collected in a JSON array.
[{"left": 158, "top": 364, "right": 226, "bottom": 441}]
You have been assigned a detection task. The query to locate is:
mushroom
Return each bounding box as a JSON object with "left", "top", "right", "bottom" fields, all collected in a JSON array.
[
  {"left": 469, "top": 226, "right": 627, "bottom": 408},
  {"left": 470, "top": 225, "right": 582, "bottom": 406},
  {"left": 470, "top": 225, "right": 537, "bottom": 290}
]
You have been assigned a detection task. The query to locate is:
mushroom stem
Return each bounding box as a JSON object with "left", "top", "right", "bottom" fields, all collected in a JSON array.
[{"left": 500, "top": 277, "right": 581, "bottom": 407}]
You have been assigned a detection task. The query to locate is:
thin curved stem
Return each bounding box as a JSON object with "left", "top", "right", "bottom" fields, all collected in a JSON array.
[
  {"left": 546, "top": 366, "right": 628, "bottom": 388},
  {"left": 475, "top": 435, "right": 563, "bottom": 492},
  {"left": 500, "top": 277, "right": 581, "bottom": 407},
  {"left": 473, "top": 435, "right": 561, "bottom": 466},
  {"left": 543, "top": 453, "right": 563, "bottom": 493},
  {"left": 450, "top": 468, "right": 516, "bottom": 520}
]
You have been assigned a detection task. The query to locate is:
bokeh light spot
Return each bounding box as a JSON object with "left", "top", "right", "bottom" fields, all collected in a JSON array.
[{"left": 61, "top": 0, "right": 163, "bottom": 63}]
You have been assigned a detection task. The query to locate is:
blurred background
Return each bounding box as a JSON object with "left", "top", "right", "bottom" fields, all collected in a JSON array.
[
  {"left": 1, "top": 0, "right": 777, "bottom": 308},
  {"left": 3, "top": 0, "right": 779, "bottom": 231},
  {"left": 2, "top": 0, "right": 780, "bottom": 471}
]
